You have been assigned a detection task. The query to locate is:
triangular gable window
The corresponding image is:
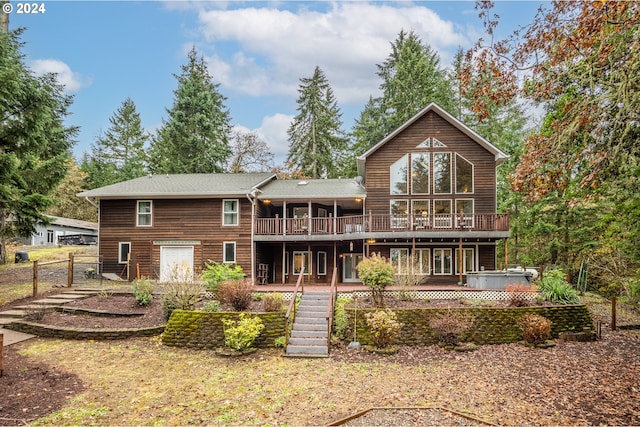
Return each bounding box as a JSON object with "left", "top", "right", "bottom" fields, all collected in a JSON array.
[
  {"left": 432, "top": 138, "right": 447, "bottom": 147},
  {"left": 416, "top": 138, "right": 430, "bottom": 148}
]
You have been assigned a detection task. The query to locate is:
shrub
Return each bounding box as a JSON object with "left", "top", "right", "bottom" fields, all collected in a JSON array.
[
  {"left": 332, "top": 296, "right": 353, "bottom": 341},
  {"left": 218, "top": 279, "right": 253, "bottom": 311},
  {"left": 132, "top": 276, "right": 154, "bottom": 306},
  {"left": 518, "top": 313, "right": 552, "bottom": 345},
  {"left": 537, "top": 268, "right": 579, "bottom": 304},
  {"left": 364, "top": 309, "right": 402, "bottom": 349},
  {"left": 357, "top": 252, "right": 395, "bottom": 307},
  {"left": 262, "top": 293, "right": 284, "bottom": 312},
  {"left": 201, "top": 261, "right": 244, "bottom": 293},
  {"left": 202, "top": 300, "right": 221, "bottom": 312},
  {"left": 161, "top": 281, "right": 202, "bottom": 320},
  {"left": 429, "top": 309, "right": 474, "bottom": 347},
  {"left": 394, "top": 255, "right": 424, "bottom": 300},
  {"left": 274, "top": 336, "right": 286, "bottom": 348},
  {"left": 505, "top": 283, "right": 533, "bottom": 307},
  {"left": 222, "top": 313, "right": 265, "bottom": 351}
]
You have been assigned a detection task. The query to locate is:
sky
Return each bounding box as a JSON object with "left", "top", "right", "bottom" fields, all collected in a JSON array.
[{"left": 9, "top": 0, "right": 546, "bottom": 166}]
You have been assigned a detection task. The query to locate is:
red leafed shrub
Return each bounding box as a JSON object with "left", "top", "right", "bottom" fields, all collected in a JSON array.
[
  {"left": 505, "top": 283, "right": 534, "bottom": 307},
  {"left": 518, "top": 313, "right": 552, "bottom": 345},
  {"left": 218, "top": 279, "right": 253, "bottom": 311}
]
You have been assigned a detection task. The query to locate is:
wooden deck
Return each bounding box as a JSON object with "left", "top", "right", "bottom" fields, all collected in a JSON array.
[{"left": 253, "top": 283, "right": 478, "bottom": 293}]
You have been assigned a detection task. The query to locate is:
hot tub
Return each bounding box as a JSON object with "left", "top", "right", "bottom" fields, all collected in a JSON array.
[{"left": 466, "top": 269, "right": 536, "bottom": 290}]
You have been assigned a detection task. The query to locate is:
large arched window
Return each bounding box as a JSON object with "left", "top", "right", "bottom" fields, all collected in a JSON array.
[
  {"left": 390, "top": 154, "right": 408, "bottom": 195},
  {"left": 455, "top": 154, "right": 474, "bottom": 194}
]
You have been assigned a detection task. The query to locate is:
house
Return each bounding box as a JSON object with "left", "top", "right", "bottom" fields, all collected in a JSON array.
[
  {"left": 78, "top": 103, "right": 510, "bottom": 285},
  {"left": 19, "top": 216, "right": 99, "bottom": 246}
]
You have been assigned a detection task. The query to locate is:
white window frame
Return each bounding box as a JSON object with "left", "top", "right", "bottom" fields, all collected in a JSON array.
[
  {"left": 412, "top": 200, "right": 430, "bottom": 229},
  {"left": 390, "top": 199, "right": 409, "bottom": 229},
  {"left": 390, "top": 248, "right": 410, "bottom": 274},
  {"left": 137, "top": 200, "right": 152, "bottom": 227},
  {"left": 416, "top": 248, "right": 431, "bottom": 275},
  {"left": 293, "top": 251, "right": 311, "bottom": 275},
  {"left": 390, "top": 154, "right": 409, "bottom": 195},
  {"left": 433, "top": 152, "right": 452, "bottom": 194},
  {"left": 317, "top": 251, "right": 327, "bottom": 276},
  {"left": 455, "top": 153, "right": 475, "bottom": 194},
  {"left": 222, "top": 199, "right": 239, "bottom": 226},
  {"left": 411, "top": 152, "right": 430, "bottom": 195},
  {"left": 118, "top": 242, "right": 131, "bottom": 264},
  {"left": 433, "top": 248, "right": 452, "bottom": 275},
  {"left": 455, "top": 199, "right": 475, "bottom": 229},
  {"left": 223, "top": 241, "right": 236, "bottom": 263},
  {"left": 455, "top": 248, "right": 476, "bottom": 275},
  {"left": 433, "top": 199, "right": 453, "bottom": 229}
]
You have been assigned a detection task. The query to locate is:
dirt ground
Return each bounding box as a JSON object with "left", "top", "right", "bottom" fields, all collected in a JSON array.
[{"left": 1, "top": 255, "right": 640, "bottom": 425}]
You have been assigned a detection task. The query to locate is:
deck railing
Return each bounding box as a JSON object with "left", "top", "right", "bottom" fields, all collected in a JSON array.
[{"left": 255, "top": 213, "right": 509, "bottom": 236}]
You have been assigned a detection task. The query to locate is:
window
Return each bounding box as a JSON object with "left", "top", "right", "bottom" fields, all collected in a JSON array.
[
  {"left": 390, "top": 248, "right": 409, "bottom": 274},
  {"left": 456, "top": 154, "right": 474, "bottom": 194},
  {"left": 455, "top": 199, "right": 474, "bottom": 228},
  {"left": 223, "top": 199, "right": 239, "bottom": 226},
  {"left": 47, "top": 230, "right": 54, "bottom": 244},
  {"left": 223, "top": 242, "right": 236, "bottom": 263},
  {"left": 317, "top": 251, "right": 327, "bottom": 275},
  {"left": 390, "top": 200, "right": 408, "bottom": 228},
  {"left": 456, "top": 248, "right": 475, "bottom": 274},
  {"left": 416, "top": 249, "right": 431, "bottom": 275},
  {"left": 118, "top": 242, "right": 131, "bottom": 264},
  {"left": 433, "top": 200, "right": 452, "bottom": 228},
  {"left": 137, "top": 201, "right": 152, "bottom": 226},
  {"left": 411, "top": 153, "right": 430, "bottom": 194},
  {"left": 293, "top": 206, "right": 309, "bottom": 231},
  {"left": 390, "top": 154, "right": 408, "bottom": 195},
  {"left": 433, "top": 153, "right": 451, "bottom": 194},
  {"left": 434, "top": 248, "right": 452, "bottom": 275},
  {"left": 412, "top": 200, "right": 430, "bottom": 229},
  {"left": 293, "top": 251, "right": 310, "bottom": 275}
]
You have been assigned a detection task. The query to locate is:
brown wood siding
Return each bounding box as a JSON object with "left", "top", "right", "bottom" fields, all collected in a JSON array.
[
  {"left": 99, "top": 198, "right": 254, "bottom": 278},
  {"left": 364, "top": 111, "right": 497, "bottom": 216},
  {"left": 478, "top": 245, "right": 496, "bottom": 271}
]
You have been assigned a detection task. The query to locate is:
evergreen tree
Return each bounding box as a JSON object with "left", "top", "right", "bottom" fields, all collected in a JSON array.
[
  {"left": 342, "top": 30, "right": 455, "bottom": 175},
  {"left": 149, "top": 47, "right": 231, "bottom": 174},
  {"left": 81, "top": 97, "right": 149, "bottom": 188},
  {"left": 287, "top": 66, "right": 347, "bottom": 178},
  {"left": 47, "top": 158, "right": 98, "bottom": 222},
  {"left": 0, "top": 29, "right": 77, "bottom": 263}
]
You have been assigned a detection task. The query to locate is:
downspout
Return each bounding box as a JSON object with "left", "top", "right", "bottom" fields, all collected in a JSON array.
[{"left": 246, "top": 190, "right": 258, "bottom": 285}]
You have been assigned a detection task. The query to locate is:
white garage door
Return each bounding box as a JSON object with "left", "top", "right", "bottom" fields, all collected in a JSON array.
[{"left": 160, "top": 246, "right": 194, "bottom": 283}]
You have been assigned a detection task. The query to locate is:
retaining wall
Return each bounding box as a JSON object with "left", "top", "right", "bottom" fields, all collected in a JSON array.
[
  {"left": 161, "top": 310, "right": 286, "bottom": 349},
  {"left": 4, "top": 321, "right": 165, "bottom": 340},
  {"left": 347, "top": 305, "right": 594, "bottom": 346}
]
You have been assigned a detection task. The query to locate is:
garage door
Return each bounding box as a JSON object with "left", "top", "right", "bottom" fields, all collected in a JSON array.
[{"left": 160, "top": 246, "right": 194, "bottom": 282}]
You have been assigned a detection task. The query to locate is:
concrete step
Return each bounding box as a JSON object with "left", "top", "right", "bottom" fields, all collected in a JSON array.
[
  {"left": 0, "top": 310, "right": 29, "bottom": 318},
  {"left": 285, "top": 344, "right": 329, "bottom": 357},
  {"left": 288, "top": 337, "right": 327, "bottom": 346},
  {"left": 294, "top": 317, "right": 326, "bottom": 325},
  {"left": 48, "top": 293, "right": 89, "bottom": 300},
  {"left": 296, "top": 310, "right": 327, "bottom": 318},
  {"left": 291, "top": 330, "right": 328, "bottom": 339},
  {"left": 31, "top": 298, "right": 75, "bottom": 305},
  {"left": 291, "top": 322, "right": 326, "bottom": 331}
]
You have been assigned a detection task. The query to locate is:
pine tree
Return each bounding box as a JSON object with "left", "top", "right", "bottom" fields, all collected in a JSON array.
[
  {"left": 81, "top": 97, "right": 149, "bottom": 188},
  {"left": 47, "top": 158, "right": 98, "bottom": 222},
  {"left": 287, "top": 66, "right": 347, "bottom": 179},
  {"left": 342, "top": 30, "right": 455, "bottom": 175},
  {"left": 149, "top": 47, "right": 231, "bottom": 174},
  {"left": 0, "top": 29, "right": 77, "bottom": 263}
]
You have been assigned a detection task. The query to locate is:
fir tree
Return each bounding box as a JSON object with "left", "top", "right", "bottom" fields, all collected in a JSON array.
[
  {"left": 81, "top": 97, "right": 149, "bottom": 188},
  {"left": 287, "top": 66, "right": 347, "bottom": 179},
  {"left": 149, "top": 47, "right": 232, "bottom": 174}
]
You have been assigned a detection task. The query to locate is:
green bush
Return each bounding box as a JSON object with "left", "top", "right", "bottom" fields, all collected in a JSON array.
[
  {"left": 274, "top": 336, "right": 286, "bottom": 348},
  {"left": 364, "top": 309, "right": 402, "bottom": 349},
  {"left": 538, "top": 268, "right": 579, "bottom": 304},
  {"left": 518, "top": 313, "right": 552, "bottom": 345},
  {"left": 162, "top": 281, "right": 202, "bottom": 320},
  {"left": 262, "top": 293, "right": 284, "bottom": 312},
  {"left": 332, "top": 297, "right": 353, "bottom": 341},
  {"left": 201, "top": 261, "right": 244, "bottom": 293},
  {"left": 202, "top": 300, "right": 221, "bottom": 312},
  {"left": 222, "top": 314, "right": 265, "bottom": 351},
  {"left": 357, "top": 252, "right": 395, "bottom": 307},
  {"left": 218, "top": 279, "right": 253, "bottom": 311},
  {"left": 132, "top": 276, "right": 154, "bottom": 306}
]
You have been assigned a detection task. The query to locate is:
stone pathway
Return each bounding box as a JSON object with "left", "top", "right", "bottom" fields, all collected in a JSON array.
[{"left": 0, "top": 289, "right": 101, "bottom": 346}]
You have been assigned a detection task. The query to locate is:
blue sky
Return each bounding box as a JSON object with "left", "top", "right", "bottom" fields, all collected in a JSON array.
[{"left": 10, "top": 1, "right": 545, "bottom": 166}]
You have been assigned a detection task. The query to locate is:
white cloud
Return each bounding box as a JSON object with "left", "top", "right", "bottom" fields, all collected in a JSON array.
[
  {"left": 252, "top": 113, "right": 293, "bottom": 164},
  {"left": 29, "top": 59, "right": 90, "bottom": 93},
  {"left": 196, "top": 3, "right": 469, "bottom": 106}
]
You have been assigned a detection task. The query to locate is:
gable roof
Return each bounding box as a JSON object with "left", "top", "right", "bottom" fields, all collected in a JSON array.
[
  {"left": 77, "top": 173, "right": 276, "bottom": 200},
  {"left": 257, "top": 178, "right": 366, "bottom": 200},
  {"left": 356, "top": 102, "right": 509, "bottom": 176},
  {"left": 47, "top": 216, "right": 99, "bottom": 231}
]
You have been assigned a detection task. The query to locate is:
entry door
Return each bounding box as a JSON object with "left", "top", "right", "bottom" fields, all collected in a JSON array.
[
  {"left": 160, "top": 246, "right": 194, "bottom": 282},
  {"left": 343, "top": 253, "right": 363, "bottom": 282}
]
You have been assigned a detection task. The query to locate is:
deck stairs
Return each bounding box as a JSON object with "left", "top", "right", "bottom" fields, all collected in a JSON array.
[{"left": 285, "top": 291, "right": 331, "bottom": 358}]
